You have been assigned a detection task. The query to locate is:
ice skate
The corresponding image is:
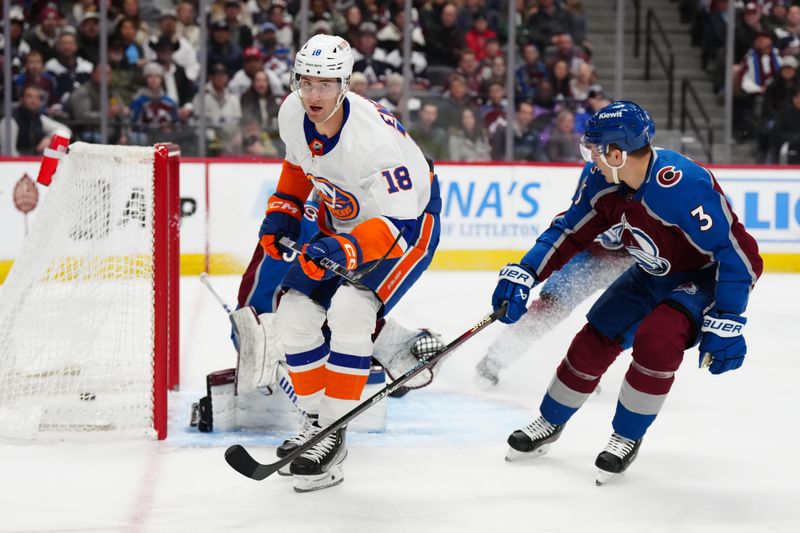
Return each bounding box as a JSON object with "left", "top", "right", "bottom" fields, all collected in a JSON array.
[
  {"left": 505, "top": 416, "right": 564, "bottom": 462},
  {"left": 290, "top": 427, "right": 347, "bottom": 492},
  {"left": 276, "top": 413, "right": 319, "bottom": 476},
  {"left": 594, "top": 432, "right": 642, "bottom": 485},
  {"left": 474, "top": 355, "right": 501, "bottom": 388}
]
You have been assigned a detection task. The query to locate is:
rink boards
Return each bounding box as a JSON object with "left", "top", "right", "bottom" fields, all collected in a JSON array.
[{"left": 1, "top": 158, "right": 799, "bottom": 282}]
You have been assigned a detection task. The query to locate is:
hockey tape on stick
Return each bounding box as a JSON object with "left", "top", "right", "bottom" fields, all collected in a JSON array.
[{"left": 224, "top": 302, "right": 508, "bottom": 481}]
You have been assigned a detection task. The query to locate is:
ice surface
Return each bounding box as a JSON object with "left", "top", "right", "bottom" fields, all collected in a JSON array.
[{"left": 2, "top": 272, "right": 798, "bottom": 532}]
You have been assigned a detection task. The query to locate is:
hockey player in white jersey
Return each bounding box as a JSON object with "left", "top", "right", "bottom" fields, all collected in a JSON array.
[{"left": 258, "top": 34, "right": 441, "bottom": 492}]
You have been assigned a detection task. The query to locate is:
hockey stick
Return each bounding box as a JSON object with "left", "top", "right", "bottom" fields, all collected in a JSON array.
[
  {"left": 224, "top": 301, "right": 508, "bottom": 481},
  {"left": 198, "top": 273, "right": 301, "bottom": 410},
  {"left": 277, "top": 236, "right": 365, "bottom": 286}
]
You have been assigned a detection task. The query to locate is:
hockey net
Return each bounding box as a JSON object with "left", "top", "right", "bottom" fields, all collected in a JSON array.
[{"left": 0, "top": 142, "right": 180, "bottom": 440}]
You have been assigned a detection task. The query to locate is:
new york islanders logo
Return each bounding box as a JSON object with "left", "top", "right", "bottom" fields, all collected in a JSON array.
[
  {"left": 619, "top": 214, "right": 671, "bottom": 275},
  {"left": 656, "top": 166, "right": 682, "bottom": 188},
  {"left": 309, "top": 175, "right": 360, "bottom": 221}
]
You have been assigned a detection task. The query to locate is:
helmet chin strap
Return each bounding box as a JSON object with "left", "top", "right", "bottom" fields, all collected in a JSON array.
[{"left": 600, "top": 150, "right": 628, "bottom": 184}]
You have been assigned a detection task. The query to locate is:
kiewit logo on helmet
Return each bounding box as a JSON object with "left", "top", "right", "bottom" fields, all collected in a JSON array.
[{"left": 598, "top": 111, "right": 624, "bottom": 119}]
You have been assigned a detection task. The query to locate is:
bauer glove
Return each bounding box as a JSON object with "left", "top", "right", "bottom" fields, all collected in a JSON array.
[
  {"left": 299, "top": 234, "right": 362, "bottom": 281},
  {"left": 698, "top": 310, "right": 747, "bottom": 375},
  {"left": 492, "top": 263, "right": 538, "bottom": 324},
  {"left": 259, "top": 193, "right": 303, "bottom": 260}
]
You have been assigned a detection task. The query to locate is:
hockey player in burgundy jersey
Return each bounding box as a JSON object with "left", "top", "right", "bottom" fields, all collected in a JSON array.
[{"left": 491, "top": 100, "right": 763, "bottom": 485}]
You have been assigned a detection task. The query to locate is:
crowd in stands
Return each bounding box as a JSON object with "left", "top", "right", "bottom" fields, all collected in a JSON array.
[
  {"left": 687, "top": 0, "right": 800, "bottom": 163},
  {"left": 0, "top": 0, "right": 604, "bottom": 161}
]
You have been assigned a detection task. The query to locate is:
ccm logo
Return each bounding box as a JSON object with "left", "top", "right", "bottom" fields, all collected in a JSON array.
[
  {"left": 703, "top": 318, "right": 742, "bottom": 334},
  {"left": 267, "top": 200, "right": 299, "bottom": 215},
  {"left": 342, "top": 242, "right": 358, "bottom": 269}
]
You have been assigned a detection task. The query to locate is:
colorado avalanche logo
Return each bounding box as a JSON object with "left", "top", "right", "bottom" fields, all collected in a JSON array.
[
  {"left": 595, "top": 223, "right": 625, "bottom": 250},
  {"left": 673, "top": 282, "right": 698, "bottom": 295},
  {"left": 309, "top": 175, "right": 360, "bottom": 221},
  {"left": 619, "top": 214, "right": 671, "bottom": 275},
  {"left": 656, "top": 166, "right": 682, "bottom": 188}
]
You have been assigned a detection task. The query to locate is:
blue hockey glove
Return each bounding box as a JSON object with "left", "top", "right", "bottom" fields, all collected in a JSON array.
[
  {"left": 259, "top": 193, "right": 303, "bottom": 260},
  {"left": 698, "top": 311, "right": 747, "bottom": 375},
  {"left": 299, "top": 234, "right": 362, "bottom": 281},
  {"left": 492, "top": 263, "right": 538, "bottom": 324}
]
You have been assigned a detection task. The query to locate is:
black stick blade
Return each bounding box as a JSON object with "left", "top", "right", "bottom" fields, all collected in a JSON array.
[{"left": 225, "top": 445, "right": 277, "bottom": 481}]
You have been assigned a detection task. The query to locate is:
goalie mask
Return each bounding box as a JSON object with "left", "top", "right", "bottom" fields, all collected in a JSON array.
[{"left": 291, "top": 34, "right": 354, "bottom": 124}]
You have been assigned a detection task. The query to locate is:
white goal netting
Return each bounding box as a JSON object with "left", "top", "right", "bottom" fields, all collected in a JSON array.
[{"left": 0, "top": 143, "right": 161, "bottom": 440}]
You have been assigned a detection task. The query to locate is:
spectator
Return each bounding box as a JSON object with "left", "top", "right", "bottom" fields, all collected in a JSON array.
[
  {"left": 115, "top": 16, "right": 147, "bottom": 70},
  {"left": 424, "top": 2, "right": 465, "bottom": 68},
  {"left": 454, "top": 48, "right": 483, "bottom": 99},
  {"left": 489, "top": 100, "right": 548, "bottom": 162},
  {"left": 465, "top": 12, "right": 497, "bottom": 62},
  {"left": 0, "top": 85, "right": 71, "bottom": 156},
  {"left": 526, "top": 0, "right": 575, "bottom": 52},
  {"left": 255, "top": 22, "right": 280, "bottom": 60},
  {"left": 44, "top": 31, "right": 94, "bottom": 112},
  {"left": 570, "top": 61, "right": 598, "bottom": 102},
  {"left": 735, "top": 3, "right": 768, "bottom": 62},
  {"left": 377, "top": 73, "right": 420, "bottom": 116},
  {"left": 297, "top": 0, "right": 333, "bottom": 35},
  {"left": 208, "top": 20, "right": 243, "bottom": 77},
  {"left": 14, "top": 50, "right": 57, "bottom": 106},
  {"left": 117, "top": 0, "right": 151, "bottom": 47},
  {"left": 249, "top": 0, "right": 274, "bottom": 26},
  {"left": 439, "top": 74, "right": 477, "bottom": 130},
  {"left": 516, "top": 43, "right": 549, "bottom": 100},
  {"left": 765, "top": 1, "right": 789, "bottom": 36},
  {"left": 231, "top": 116, "right": 281, "bottom": 157},
  {"left": 334, "top": 4, "right": 365, "bottom": 44},
  {"left": 449, "top": 107, "right": 491, "bottom": 161},
  {"left": 480, "top": 56, "right": 507, "bottom": 101},
  {"left": 229, "top": 46, "right": 283, "bottom": 97},
  {"left": 545, "top": 109, "right": 580, "bottom": 162},
  {"left": 481, "top": 37, "right": 504, "bottom": 67},
  {"left": 479, "top": 81, "right": 507, "bottom": 131},
  {"left": 240, "top": 69, "right": 282, "bottom": 132},
  {"left": 771, "top": 86, "right": 800, "bottom": 163},
  {"left": 70, "top": 0, "right": 99, "bottom": 28},
  {"left": 4, "top": 6, "right": 31, "bottom": 73},
  {"left": 266, "top": 3, "right": 294, "bottom": 53},
  {"left": 24, "top": 5, "right": 61, "bottom": 63},
  {"left": 409, "top": 102, "right": 448, "bottom": 160},
  {"left": 65, "top": 64, "right": 127, "bottom": 143},
  {"left": 352, "top": 22, "right": 396, "bottom": 88},
  {"left": 146, "top": 9, "right": 201, "bottom": 82},
  {"left": 545, "top": 33, "right": 589, "bottom": 73},
  {"left": 76, "top": 12, "right": 101, "bottom": 65},
  {"left": 264, "top": 45, "right": 292, "bottom": 95},
  {"left": 150, "top": 36, "right": 196, "bottom": 122},
  {"left": 549, "top": 59, "right": 572, "bottom": 100},
  {"left": 377, "top": 5, "right": 428, "bottom": 81},
  {"left": 702, "top": 0, "right": 729, "bottom": 80},
  {"left": 223, "top": 0, "right": 254, "bottom": 49},
  {"left": 775, "top": 5, "right": 800, "bottom": 56},
  {"left": 129, "top": 62, "right": 180, "bottom": 145},
  {"left": 760, "top": 55, "right": 798, "bottom": 161},
  {"left": 349, "top": 71, "right": 369, "bottom": 96},
  {"left": 194, "top": 62, "right": 242, "bottom": 154},
  {"left": 176, "top": 1, "right": 201, "bottom": 49},
  {"left": 531, "top": 79, "right": 559, "bottom": 130},
  {"left": 107, "top": 37, "right": 140, "bottom": 106},
  {"left": 564, "top": 0, "right": 589, "bottom": 51}
]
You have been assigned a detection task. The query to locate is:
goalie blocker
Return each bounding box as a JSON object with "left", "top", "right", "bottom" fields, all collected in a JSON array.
[{"left": 190, "top": 307, "right": 444, "bottom": 433}]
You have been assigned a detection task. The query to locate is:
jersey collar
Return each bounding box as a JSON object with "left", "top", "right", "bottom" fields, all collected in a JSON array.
[
  {"left": 303, "top": 97, "right": 351, "bottom": 156},
  {"left": 629, "top": 146, "right": 659, "bottom": 200}
]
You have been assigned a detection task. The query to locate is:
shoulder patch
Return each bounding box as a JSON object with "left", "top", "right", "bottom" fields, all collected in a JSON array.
[{"left": 656, "top": 166, "right": 682, "bottom": 188}]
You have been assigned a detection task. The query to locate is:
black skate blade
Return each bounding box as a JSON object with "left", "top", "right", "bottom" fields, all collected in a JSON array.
[{"left": 225, "top": 445, "right": 281, "bottom": 481}]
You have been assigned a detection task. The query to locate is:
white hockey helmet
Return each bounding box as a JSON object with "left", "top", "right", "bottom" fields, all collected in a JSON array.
[{"left": 291, "top": 34, "right": 354, "bottom": 89}]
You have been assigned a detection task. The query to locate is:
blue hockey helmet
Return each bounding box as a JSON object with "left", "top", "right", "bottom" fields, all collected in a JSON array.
[{"left": 580, "top": 100, "right": 655, "bottom": 161}]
